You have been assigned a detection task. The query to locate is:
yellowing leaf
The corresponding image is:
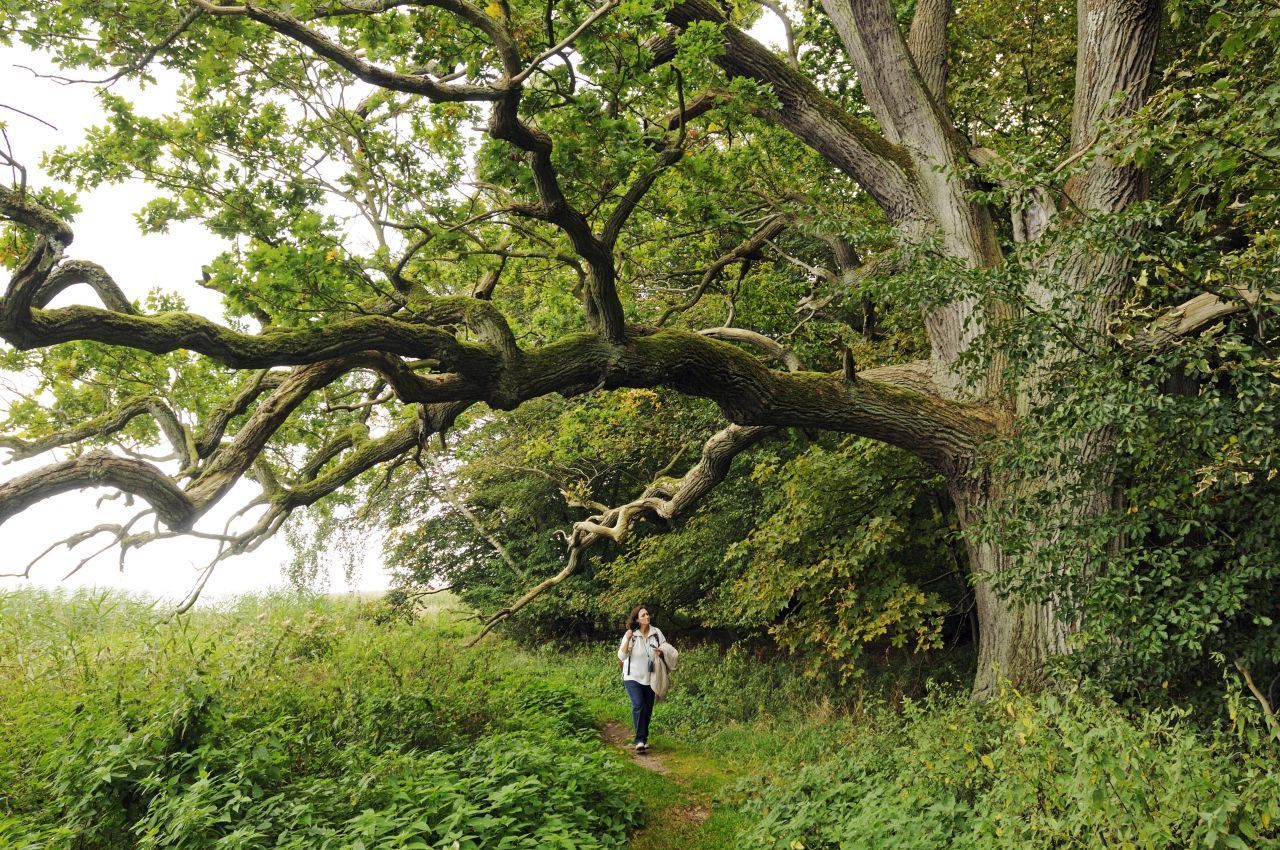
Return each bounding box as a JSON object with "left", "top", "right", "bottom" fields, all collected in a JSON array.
[{"left": 484, "top": 0, "right": 504, "bottom": 17}]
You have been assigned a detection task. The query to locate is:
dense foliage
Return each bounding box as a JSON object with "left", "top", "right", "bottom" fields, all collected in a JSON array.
[
  {"left": 739, "top": 686, "right": 1280, "bottom": 849},
  {"left": 380, "top": 393, "right": 966, "bottom": 680},
  {"left": 4, "top": 0, "right": 1280, "bottom": 844},
  {"left": 343, "top": 0, "right": 1280, "bottom": 693},
  {"left": 954, "top": 0, "right": 1280, "bottom": 689}
]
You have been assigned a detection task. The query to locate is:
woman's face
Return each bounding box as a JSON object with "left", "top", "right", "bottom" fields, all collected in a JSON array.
[{"left": 637, "top": 608, "right": 650, "bottom": 628}]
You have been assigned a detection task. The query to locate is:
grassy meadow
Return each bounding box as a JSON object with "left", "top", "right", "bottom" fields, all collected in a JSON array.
[{"left": 0, "top": 591, "right": 1276, "bottom": 849}]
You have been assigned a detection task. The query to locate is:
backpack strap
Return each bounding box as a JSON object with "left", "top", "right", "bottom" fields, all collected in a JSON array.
[{"left": 626, "top": 629, "right": 661, "bottom": 677}]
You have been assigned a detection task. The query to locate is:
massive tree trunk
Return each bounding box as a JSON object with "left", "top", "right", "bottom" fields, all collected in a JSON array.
[
  {"left": 961, "top": 524, "right": 1074, "bottom": 700},
  {"left": 953, "top": 469, "right": 1112, "bottom": 699},
  {"left": 962, "top": 0, "right": 1160, "bottom": 694}
]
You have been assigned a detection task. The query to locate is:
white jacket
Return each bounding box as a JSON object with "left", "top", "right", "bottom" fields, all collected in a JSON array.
[
  {"left": 651, "top": 641, "right": 679, "bottom": 701},
  {"left": 618, "top": 627, "right": 666, "bottom": 686}
]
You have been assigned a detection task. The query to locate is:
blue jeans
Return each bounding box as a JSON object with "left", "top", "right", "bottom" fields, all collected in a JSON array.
[{"left": 622, "top": 679, "right": 655, "bottom": 743}]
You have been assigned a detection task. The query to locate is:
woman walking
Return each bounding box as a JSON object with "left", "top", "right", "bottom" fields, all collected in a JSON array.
[{"left": 618, "top": 605, "right": 665, "bottom": 752}]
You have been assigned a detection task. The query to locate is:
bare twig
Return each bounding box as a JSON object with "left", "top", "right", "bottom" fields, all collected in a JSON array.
[
  {"left": 510, "top": 0, "right": 621, "bottom": 85},
  {"left": 431, "top": 481, "right": 527, "bottom": 580},
  {"left": 0, "top": 103, "right": 58, "bottom": 131}
]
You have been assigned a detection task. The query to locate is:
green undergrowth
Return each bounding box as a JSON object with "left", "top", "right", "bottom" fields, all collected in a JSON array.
[
  {"left": 732, "top": 685, "right": 1280, "bottom": 849},
  {"left": 532, "top": 634, "right": 1280, "bottom": 850},
  {"left": 533, "top": 636, "right": 976, "bottom": 777},
  {"left": 2, "top": 591, "right": 1277, "bottom": 850},
  {"left": 0, "top": 591, "right": 641, "bottom": 849}
]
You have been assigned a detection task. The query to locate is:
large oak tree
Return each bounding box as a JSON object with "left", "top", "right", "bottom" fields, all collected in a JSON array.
[{"left": 0, "top": 0, "right": 1272, "bottom": 696}]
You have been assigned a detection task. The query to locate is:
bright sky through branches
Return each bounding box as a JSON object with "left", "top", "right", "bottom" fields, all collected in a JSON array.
[
  {"left": 0, "top": 44, "right": 391, "bottom": 604},
  {"left": 0, "top": 10, "right": 787, "bottom": 604}
]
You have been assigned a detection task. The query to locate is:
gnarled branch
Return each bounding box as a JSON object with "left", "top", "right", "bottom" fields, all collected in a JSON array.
[
  {"left": 656, "top": 214, "right": 788, "bottom": 326},
  {"left": 466, "top": 322, "right": 818, "bottom": 641},
  {"left": 194, "top": 370, "right": 289, "bottom": 457},
  {"left": 36, "top": 260, "right": 136, "bottom": 313},
  {"left": 0, "top": 451, "right": 194, "bottom": 530}
]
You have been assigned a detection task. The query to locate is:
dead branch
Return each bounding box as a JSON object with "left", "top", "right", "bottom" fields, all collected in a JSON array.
[
  {"left": 699, "top": 326, "right": 803, "bottom": 371},
  {"left": 465, "top": 543, "right": 584, "bottom": 645},
  {"left": 429, "top": 480, "right": 527, "bottom": 580},
  {"left": 1135, "top": 286, "right": 1276, "bottom": 351}
]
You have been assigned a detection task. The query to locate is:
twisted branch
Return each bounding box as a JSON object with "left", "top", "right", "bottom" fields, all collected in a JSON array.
[
  {"left": 468, "top": 325, "right": 807, "bottom": 641},
  {"left": 0, "top": 451, "right": 193, "bottom": 530},
  {"left": 656, "top": 215, "right": 788, "bottom": 326}
]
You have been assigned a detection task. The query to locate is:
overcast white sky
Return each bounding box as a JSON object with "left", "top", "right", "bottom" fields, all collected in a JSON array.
[{"left": 0, "top": 44, "right": 391, "bottom": 604}]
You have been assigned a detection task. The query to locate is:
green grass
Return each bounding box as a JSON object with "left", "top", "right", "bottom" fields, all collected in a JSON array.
[{"left": 615, "top": 748, "right": 745, "bottom": 850}]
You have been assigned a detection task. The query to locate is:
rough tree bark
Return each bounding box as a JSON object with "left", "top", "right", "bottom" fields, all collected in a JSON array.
[{"left": 962, "top": 0, "right": 1161, "bottom": 696}]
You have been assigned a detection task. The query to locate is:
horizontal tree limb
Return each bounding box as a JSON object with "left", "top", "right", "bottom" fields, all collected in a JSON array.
[
  {"left": 3, "top": 304, "right": 501, "bottom": 375},
  {"left": 234, "top": 2, "right": 508, "bottom": 101},
  {"left": 0, "top": 397, "right": 158, "bottom": 462},
  {"left": 0, "top": 451, "right": 194, "bottom": 530}
]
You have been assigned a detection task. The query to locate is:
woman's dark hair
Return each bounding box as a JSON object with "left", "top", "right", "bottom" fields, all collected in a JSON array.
[{"left": 625, "top": 605, "right": 650, "bottom": 631}]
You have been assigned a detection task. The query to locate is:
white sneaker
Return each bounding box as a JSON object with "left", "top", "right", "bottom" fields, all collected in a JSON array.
[{"left": 635, "top": 741, "right": 648, "bottom": 752}]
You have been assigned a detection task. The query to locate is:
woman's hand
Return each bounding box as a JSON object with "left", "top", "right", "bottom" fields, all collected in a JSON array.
[{"left": 654, "top": 648, "right": 663, "bottom": 658}]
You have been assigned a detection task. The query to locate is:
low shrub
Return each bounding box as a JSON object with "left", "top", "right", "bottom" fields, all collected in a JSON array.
[
  {"left": 737, "top": 687, "right": 1280, "bottom": 849},
  {"left": 126, "top": 732, "right": 639, "bottom": 849}
]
